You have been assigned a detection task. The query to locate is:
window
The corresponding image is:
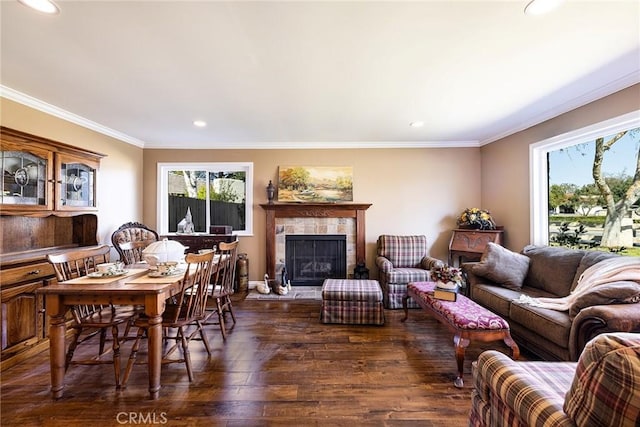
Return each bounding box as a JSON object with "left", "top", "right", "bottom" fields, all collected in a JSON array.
[
  {"left": 530, "top": 111, "right": 640, "bottom": 246},
  {"left": 157, "top": 162, "right": 253, "bottom": 236}
]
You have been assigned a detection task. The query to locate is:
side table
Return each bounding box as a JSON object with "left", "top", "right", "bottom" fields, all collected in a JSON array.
[{"left": 162, "top": 234, "right": 237, "bottom": 253}]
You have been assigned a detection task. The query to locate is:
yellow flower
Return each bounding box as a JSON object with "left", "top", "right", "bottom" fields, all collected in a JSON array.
[{"left": 457, "top": 208, "right": 496, "bottom": 230}]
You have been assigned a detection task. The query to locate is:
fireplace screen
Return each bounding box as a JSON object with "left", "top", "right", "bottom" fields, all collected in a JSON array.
[{"left": 285, "top": 234, "right": 347, "bottom": 285}]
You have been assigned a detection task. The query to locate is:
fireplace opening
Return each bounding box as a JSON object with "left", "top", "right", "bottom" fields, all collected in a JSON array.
[{"left": 285, "top": 234, "right": 347, "bottom": 286}]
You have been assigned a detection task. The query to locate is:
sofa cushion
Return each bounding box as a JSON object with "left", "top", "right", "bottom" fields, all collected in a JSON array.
[
  {"left": 471, "top": 285, "right": 522, "bottom": 318},
  {"left": 383, "top": 268, "right": 431, "bottom": 284},
  {"left": 569, "top": 280, "right": 640, "bottom": 319},
  {"left": 509, "top": 300, "right": 572, "bottom": 349},
  {"left": 522, "top": 245, "right": 585, "bottom": 296},
  {"left": 564, "top": 333, "right": 640, "bottom": 426},
  {"left": 570, "top": 250, "right": 619, "bottom": 292},
  {"left": 471, "top": 243, "right": 530, "bottom": 290},
  {"left": 472, "top": 285, "right": 555, "bottom": 318}
]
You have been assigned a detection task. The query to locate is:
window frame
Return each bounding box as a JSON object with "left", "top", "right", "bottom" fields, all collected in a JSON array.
[
  {"left": 529, "top": 110, "right": 640, "bottom": 245},
  {"left": 157, "top": 162, "right": 254, "bottom": 236}
]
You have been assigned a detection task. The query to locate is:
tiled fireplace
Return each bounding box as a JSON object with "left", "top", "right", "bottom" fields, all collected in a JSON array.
[
  {"left": 285, "top": 233, "right": 347, "bottom": 285},
  {"left": 260, "top": 203, "right": 372, "bottom": 283}
]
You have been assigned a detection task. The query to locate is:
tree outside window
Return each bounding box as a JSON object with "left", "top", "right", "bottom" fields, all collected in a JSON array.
[{"left": 547, "top": 126, "right": 639, "bottom": 254}]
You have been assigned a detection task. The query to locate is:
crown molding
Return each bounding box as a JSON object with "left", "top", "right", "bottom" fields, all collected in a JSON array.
[
  {"left": 479, "top": 70, "right": 640, "bottom": 146},
  {"left": 142, "top": 140, "right": 480, "bottom": 150},
  {"left": 1, "top": 85, "right": 146, "bottom": 147},
  {"left": 1, "top": 85, "right": 480, "bottom": 149}
]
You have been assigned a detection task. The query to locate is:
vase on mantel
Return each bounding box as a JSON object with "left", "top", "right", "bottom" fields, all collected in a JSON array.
[{"left": 266, "top": 180, "right": 275, "bottom": 204}]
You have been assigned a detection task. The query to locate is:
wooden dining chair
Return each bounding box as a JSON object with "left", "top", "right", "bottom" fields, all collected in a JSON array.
[
  {"left": 204, "top": 240, "right": 239, "bottom": 340},
  {"left": 46, "top": 245, "right": 137, "bottom": 388},
  {"left": 118, "top": 239, "right": 154, "bottom": 265},
  {"left": 121, "top": 250, "right": 217, "bottom": 386}
]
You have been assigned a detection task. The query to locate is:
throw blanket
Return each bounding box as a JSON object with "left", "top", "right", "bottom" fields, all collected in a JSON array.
[{"left": 519, "top": 257, "right": 640, "bottom": 311}]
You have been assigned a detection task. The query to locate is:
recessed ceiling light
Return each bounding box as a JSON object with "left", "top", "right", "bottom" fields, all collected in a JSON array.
[
  {"left": 17, "top": 0, "right": 60, "bottom": 14},
  {"left": 524, "top": 0, "right": 564, "bottom": 16},
  {"left": 410, "top": 121, "right": 424, "bottom": 128},
  {"left": 193, "top": 120, "right": 207, "bottom": 128}
]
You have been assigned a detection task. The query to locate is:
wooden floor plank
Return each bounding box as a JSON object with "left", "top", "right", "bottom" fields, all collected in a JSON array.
[{"left": 1, "top": 296, "right": 520, "bottom": 426}]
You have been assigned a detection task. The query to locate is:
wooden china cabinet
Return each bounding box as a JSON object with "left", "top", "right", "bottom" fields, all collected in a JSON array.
[{"left": 0, "top": 127, "right": 104, "bottom": 371}]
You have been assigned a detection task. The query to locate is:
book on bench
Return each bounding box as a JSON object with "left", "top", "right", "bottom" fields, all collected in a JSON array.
[{"left": 433, "top": 286, "right": 458, "bottom": 302}]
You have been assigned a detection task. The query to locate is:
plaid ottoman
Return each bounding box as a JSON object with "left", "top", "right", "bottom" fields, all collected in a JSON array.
[{"left": 320, "top": 279, "right": 385, "bottom": 325}]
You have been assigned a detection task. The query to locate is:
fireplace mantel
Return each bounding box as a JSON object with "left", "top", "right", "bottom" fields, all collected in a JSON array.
[{"left": 260, "top": 203, "right": 372, "bottom": 280}]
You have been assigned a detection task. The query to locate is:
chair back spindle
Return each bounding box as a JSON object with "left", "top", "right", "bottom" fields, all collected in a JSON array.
[
  {"left": 122, "top": 249, "right": 218, "bottom": 386},
  {"left": 212, "top": 240, "right": 239, "bottom": 297},
  {"left": 204, "top": 240, "right": 239, "bottom": 340},
  {"left": 118, "top": 240, "right": 154, "bottom": 265},
  {"left": 45, "top": 244, "right": 134, "bottom": 387},
  {"left": 167, "top": 250, "right": 217, "bottom": 325},
  {"left": 48, "top": 245, "right": 110, "bottom": 281}
]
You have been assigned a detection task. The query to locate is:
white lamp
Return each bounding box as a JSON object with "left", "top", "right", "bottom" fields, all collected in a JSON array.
[
  {"left": 524, "top": 0, "right": 565, "bottom": 16},
  {"left": 17, "top": 0, "right": 59, "bottom": 14}
]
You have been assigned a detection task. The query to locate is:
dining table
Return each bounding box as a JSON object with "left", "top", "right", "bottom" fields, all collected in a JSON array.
[{"left": 38, "top": 264, "right": 188, "bottom": 400}]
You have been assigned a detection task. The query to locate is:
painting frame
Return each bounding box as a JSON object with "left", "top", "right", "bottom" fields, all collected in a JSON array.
[{"left": 277, "top": 166, "right": 353, "bottom": 203}]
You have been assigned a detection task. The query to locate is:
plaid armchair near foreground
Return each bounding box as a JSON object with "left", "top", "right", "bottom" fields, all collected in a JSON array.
[
  {"left": 375, "top": 235, "right": 444, "bottom": 309},
  {"left": 469, "top": 332, "right": 640, "bottom": 427}
]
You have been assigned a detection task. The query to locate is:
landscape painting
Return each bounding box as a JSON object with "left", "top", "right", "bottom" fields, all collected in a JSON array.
[{"left": 277, "top": 166, "right": 353, "bottom": 203}]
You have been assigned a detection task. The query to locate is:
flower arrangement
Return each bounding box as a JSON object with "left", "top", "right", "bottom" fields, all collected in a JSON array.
[
  {"left": 457, "top": 208, "right": 496, "bottom": 230},
  {"left": 430, "top": 264, "right": 463, "bottom": 286}
]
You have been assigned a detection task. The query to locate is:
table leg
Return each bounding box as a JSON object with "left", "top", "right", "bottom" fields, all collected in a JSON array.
[
  {"left": 401, "top": 295, "right": 410, "bottom": 322},
  {"left": 47, "top": 299, "right": 67, "bottom": 399},
  {"left": 146, "top": 314, "right": 162, "bottom": 400}
]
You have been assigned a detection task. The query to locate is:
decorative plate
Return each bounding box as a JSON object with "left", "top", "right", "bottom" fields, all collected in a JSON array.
[
  {"left": 147, "top": 269, "right": 185, "bottom": 278},
  {"left": 87, "top": 270, "right": 128, "bottom": 278}
]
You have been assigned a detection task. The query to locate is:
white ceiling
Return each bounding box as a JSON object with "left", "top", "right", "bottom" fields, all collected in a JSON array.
[{"left": 1, "top": 0, "right": 639, "bottom": 149}]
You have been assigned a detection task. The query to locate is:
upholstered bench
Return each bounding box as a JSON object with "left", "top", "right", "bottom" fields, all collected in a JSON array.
[
  {"left": 320, "top": 279, "right": 385, "bottom": 325},
  {"left": 402, "top": 281, "right": 519, "bottom": 387}
]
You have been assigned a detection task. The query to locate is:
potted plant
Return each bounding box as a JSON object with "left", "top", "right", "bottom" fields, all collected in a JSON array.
[{"left": 430, "top": 264, "right": 463, "bottom": 290}]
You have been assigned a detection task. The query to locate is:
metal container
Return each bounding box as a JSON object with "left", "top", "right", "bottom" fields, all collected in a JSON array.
[{"left": 236, "top": 253, "right": 249, "bottom": 292}]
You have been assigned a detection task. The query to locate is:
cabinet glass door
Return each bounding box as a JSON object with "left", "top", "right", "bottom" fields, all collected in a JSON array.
[
  {"left": 58, "top": 158, "right": 97, "bottom": 209},
  {"left": 1, "top": 150, "right": 49, "bottom": 207}
]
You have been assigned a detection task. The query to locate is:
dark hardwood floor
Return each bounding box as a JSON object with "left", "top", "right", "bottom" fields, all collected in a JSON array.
[{"left": 1, "top": 295, "right": 519, "bottom": 426}]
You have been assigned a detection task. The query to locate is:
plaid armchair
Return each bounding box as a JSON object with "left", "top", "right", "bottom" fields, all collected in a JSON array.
[
  {"left": 375, "top": 235, "right": 444, "bottom": 309},
  {"left": 469, "top": 332, "right": 640, "bottom": 427}
]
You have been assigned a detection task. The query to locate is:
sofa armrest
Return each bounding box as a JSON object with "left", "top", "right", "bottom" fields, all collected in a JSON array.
[
  {"left": 375, "top": 256, "right": 393, "bottom": 273},
  {"left": 461, "top": 262, "right": 481, "bottom": 285},
  {"left": 474, "top": 351, "right": 575, "bottom": 427},
  {"left": 461, "top": 262, "right": 502, "bottom": 298},
  {"left": 420, "top": 256, "right": 444, "bottom": 270},
  {"left": 569, "top": 303, "right": 640, "bottom": 360}
]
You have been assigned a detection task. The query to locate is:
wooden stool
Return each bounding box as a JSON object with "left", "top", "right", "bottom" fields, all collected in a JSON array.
[
  {"left": 402, "top": 281, "right": 519, "bottom": 387},
  {"left": 321, "top": 279, "right": 385, "bottom": 325}
]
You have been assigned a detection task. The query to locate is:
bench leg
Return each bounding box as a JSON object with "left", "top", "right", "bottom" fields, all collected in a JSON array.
[
  {"left": 401, "top": 295, "right": 410, "bottom": 322},
  {"left": 503, "top": 332, "right": 520, "bottom": 360},
  {"left": 453, "top": 333, "right": 469, "bottom": 388}
]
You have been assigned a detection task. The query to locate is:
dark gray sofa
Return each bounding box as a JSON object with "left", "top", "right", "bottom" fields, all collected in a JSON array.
[{"left": 462, "top": 244, "right": 640, "bottom": 361}]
